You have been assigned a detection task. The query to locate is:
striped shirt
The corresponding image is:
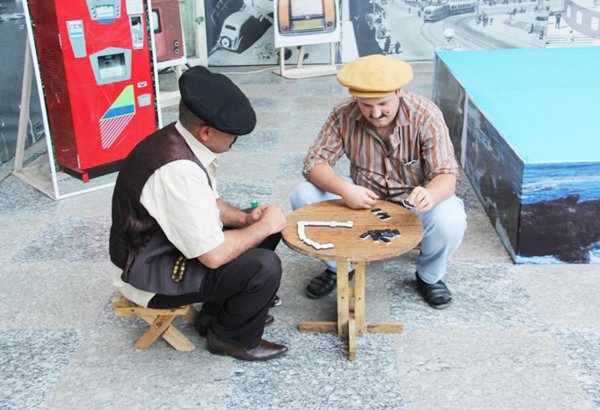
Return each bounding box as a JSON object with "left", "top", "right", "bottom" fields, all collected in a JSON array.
[{"left": 303, "top": 92, "right": 459, "bottom": 203}]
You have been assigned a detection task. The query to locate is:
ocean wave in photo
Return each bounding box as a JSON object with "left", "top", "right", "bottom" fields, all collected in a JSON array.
[
  {"left": 515, "top": 255, "right": 566, "bottom": 265},
  {"left": 522, "top": 162, "right": 600, "bottom": 204},
  {"left": 516, "top": 244, "right": 600, "bottom": 265}
]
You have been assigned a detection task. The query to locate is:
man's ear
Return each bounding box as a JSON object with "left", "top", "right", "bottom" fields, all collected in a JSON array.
[{"left": 195, "top": 125, "right": 212, "bottom": 142}]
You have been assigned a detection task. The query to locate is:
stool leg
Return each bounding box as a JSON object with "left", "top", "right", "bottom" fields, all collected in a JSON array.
[
  {"left": 160, "top": 325, "right": 196, "bottom": 352},
  {"left": 184, "top": 305, "right": 199, "bottom": 326},
  {"left": 136, "top": 315, "right": 195, "bottom": 351},
  {"left": 134, "top": 315, "right": 176, "bottom": 349}
]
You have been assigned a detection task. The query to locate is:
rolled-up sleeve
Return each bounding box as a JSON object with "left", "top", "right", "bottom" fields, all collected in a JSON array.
[
  {"left": 140, "top": 160, "right": 224, "bottom": 259},
  {"left": 303, "top": 108, "right": 346, "bottom": 179},
  {"left": 418, "top": 101, "right": 460, "bottom": 181}
]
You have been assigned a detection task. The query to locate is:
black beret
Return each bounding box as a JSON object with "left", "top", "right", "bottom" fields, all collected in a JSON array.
[{"left": 179, "top": 66, "right": 256, "bottom": 136}]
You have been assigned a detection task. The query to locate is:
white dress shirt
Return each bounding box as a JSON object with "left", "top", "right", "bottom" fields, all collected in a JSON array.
[{"left": 114, "top": 122, "right": 223, "bottom": 306}]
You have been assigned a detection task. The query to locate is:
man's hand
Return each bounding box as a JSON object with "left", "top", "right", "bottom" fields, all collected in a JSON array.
[
  {"left": 198, "top": 204, "right": 286, "bottom": 269},
  {"left": 307, "top": 163, "right": 378, "bottom": 209},
  {"left": 244, "top": 204, "right": 266, "bottom": 225},
  {"left": 406, "top": 186, "right": 434, "bottom": 212},
  {"left": 340, "top": 184, "right": 379, "bottom": 209},
  {"left": 255, "top": 204, "right": 287, "bottom": 234},
  {"left": 405, "top": 174, "right": 457, "bottom": 213}
]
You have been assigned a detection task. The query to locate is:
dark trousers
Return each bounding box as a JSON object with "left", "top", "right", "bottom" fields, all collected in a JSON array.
[{"left": 148, "top": 233, "right": 281, "bottom": 348}]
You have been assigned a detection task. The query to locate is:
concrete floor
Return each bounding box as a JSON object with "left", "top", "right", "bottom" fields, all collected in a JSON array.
[{"left": 0, "top": 62, "right": 599, "bottom": 410}]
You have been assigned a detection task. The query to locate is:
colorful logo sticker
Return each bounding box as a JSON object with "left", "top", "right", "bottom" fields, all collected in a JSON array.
[{"left": 100, "top": 85, "right": 136, "bottom": 149}]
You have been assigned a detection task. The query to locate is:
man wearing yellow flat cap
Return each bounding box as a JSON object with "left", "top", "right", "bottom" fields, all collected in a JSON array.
[{"left": 291, "top": 54, "right": 466, "bottom": 309}]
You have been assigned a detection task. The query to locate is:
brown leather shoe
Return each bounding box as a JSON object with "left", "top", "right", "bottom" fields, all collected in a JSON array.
[
  {"left": 197, "top": 313, "right": 274, "bottom": 337},
  {"left": 207, "top": 329, "right": 288, "bottom": 361}
]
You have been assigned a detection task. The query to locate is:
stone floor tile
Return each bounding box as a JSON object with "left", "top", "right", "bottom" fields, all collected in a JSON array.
[
  {"left": 396, "top": 328, "right": 595, "bottom": 410},
  {"left": 0, "top": 329, "right": 82, "bottom": 410}
]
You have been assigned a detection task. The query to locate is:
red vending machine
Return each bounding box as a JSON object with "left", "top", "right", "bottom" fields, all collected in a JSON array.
[{"left": 25, "top": 0, "right": 158, "bottom": 181}]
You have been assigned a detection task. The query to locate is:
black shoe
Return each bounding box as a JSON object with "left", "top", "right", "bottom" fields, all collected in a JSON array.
[
  {"left": 207, "top": 329, "right": 287, "bottom": 361},
  {"left": 270, "top": 294, "right": 282, "bottom": 308},
  {"left": 415, "top": 272, "right": 452, "bottom": 309},
  {"left": 305, "top": 269, "right": 355, "bottom": 299},
  {"left": 197, "top": 312, "right": 274, "bottom": 337}
]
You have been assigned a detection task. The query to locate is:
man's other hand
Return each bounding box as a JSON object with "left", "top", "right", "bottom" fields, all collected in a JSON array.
[
  {"left": 245, "top": 204, "right": 267, "bottom": 225},
  {"left": 257, "top": 204, "right": 287, "bottom": 234},
  {"left": 406, "top": 186, "right": 434, "bottom": 212},
  {"left": 341, "top": 185, "right": 379, "bottom": 209}
]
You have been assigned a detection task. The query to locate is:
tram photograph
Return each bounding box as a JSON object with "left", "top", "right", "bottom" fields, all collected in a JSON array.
[{"left": 423, "top": 0, "right": 477, "bottom": 22}]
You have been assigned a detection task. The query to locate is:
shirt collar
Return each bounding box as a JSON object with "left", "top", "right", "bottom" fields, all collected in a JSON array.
[
  {"left": 175, "top": 121, "right": 218, "bottom": 168},
  {"left": 395, "top": 92, "right": 414, "bottom": 127}
]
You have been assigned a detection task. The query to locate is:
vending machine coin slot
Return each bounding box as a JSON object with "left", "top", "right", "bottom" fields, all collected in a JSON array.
[{"left": 90, "top": 47, "right": 132, "bottom": 85}]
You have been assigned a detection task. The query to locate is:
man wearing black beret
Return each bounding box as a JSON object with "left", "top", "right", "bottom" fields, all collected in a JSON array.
[{"left": 109, "top": 66, "right": 288, "bottom": 361}]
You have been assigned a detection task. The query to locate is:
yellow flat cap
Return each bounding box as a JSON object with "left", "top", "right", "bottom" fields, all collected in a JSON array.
[{"left": 337, "top": 54, "right": 414, "bottom": 98}]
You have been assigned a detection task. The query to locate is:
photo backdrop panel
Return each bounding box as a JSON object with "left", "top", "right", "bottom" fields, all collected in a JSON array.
[
  {"left": 464, "top": 99, "right": 524, "bottom": 257},
  {"left": 202, "top": 0, "right": 598, "bottom": 66},
  {"left": 274, "top": 0, "right": 341, "bottom": 48},
  {"left": 205, "top": 0, "right": 335, "bottom": 65}
]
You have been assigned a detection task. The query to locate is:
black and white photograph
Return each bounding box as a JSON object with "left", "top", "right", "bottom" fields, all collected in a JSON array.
[
  {"left": 204, "top": 0, "right": 599, "bottom": 66},
  {"left": 205, "top": 0, "right": 336, "bottom": 66}
]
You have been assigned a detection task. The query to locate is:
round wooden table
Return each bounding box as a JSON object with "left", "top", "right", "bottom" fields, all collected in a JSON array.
[{"left": 282, "top": 199, "right": 423, "bottom": 360}]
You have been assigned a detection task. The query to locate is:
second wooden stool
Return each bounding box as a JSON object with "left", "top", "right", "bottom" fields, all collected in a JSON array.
[{"left": 112, "top": 292, "right": 198, "bottom": 352}]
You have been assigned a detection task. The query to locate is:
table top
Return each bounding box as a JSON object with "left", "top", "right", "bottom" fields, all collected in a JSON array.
[{"left": 282, "top": 200, "right": 423, "bottom": 262}]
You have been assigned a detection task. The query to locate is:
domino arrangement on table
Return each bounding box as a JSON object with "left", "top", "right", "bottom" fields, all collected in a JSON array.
[
  {"left": 370, "top": 208, "right": 390, "bottom": 220},
  {"left": 359, "top": 228, "right": 401, "bottom": 244},
  {"left": 296, "top": 208, "right": 403, "bottom": 250},
  {"left": 363, "top": 208, "right": 402, "bottom": 244},
  {"left": 297, "top": 220, "right": 353, "bottom": 250}
]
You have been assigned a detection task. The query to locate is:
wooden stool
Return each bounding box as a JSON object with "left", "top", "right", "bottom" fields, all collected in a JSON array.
[{"left": 112, "top": 292, "right": 198, "bottom": 352}]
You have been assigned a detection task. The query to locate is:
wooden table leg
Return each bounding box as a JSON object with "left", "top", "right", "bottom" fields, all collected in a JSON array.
[
  {"left": 298, "top": 259, "right": 403, "bottom": 360},
  {"left": 348, "top": 317, "right": 356, "bottom": 360},
  {"left": 336, "top": 261, "right": 350, "bottom": 337},
  {"left": 354, "top": 261, "right": 366, "bottom": 336},
  {"left": 367, "top": 323, "right": 404, "bottom": 333},
  {"left": 298, "top": 321, "right": 336, "bottom": 332}
]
